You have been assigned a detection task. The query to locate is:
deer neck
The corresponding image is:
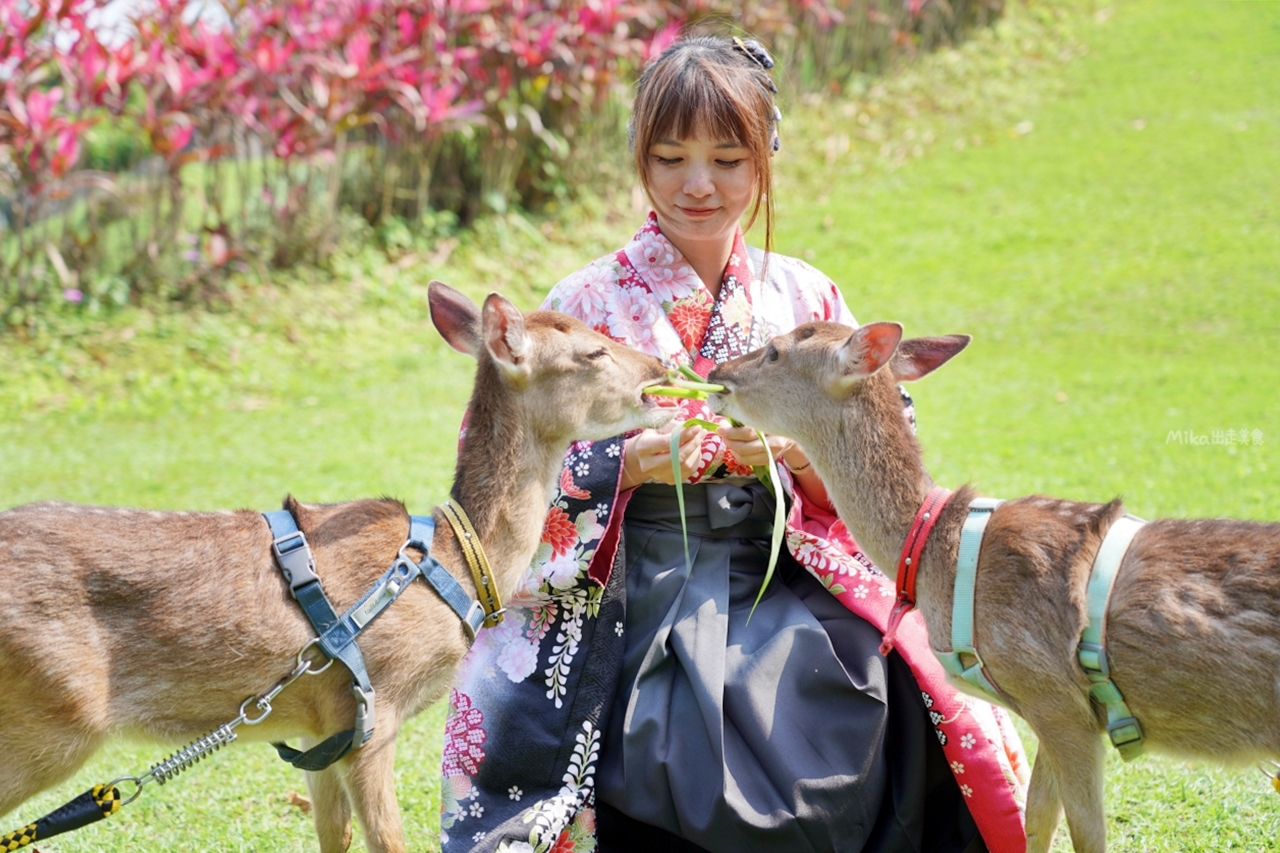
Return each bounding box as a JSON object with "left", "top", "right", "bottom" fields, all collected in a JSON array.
[
  {"left": 816, "top": 377, "right": 940, "bottom": 579},
  {"left": 445, "top": 363, "right": 566, "bottom": 605},
  {"left": 811, "top": 377, "right": 973, "bottom": 641}
]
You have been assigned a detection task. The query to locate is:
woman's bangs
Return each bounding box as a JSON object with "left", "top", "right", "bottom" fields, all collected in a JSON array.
[{"left": 651, "top": 66, "right": 749, "bottom": 147}]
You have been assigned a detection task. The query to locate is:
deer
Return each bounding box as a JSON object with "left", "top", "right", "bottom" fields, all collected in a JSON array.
[
  {"left": 0, "top": 281, "right": 670, "bottom": 853},
  {"left": 705, "top": 320, "right": 1280, "bottom": 853}
]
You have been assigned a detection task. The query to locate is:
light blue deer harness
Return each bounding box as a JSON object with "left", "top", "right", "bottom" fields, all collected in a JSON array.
[{"left": 906, "top": 492, "right": 1148, "bottom": 761}]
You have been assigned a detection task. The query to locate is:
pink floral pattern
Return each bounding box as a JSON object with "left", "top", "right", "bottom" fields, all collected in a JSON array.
[{"left": 442, "top": 689, "right": 486, "bottom": 779}]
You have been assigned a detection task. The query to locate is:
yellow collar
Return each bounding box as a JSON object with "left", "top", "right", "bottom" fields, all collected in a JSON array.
[{"left": 439, "top": 500, "right": 504, "bottom": 629}]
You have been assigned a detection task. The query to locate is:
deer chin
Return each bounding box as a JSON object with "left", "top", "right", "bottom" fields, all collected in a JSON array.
[
  {"left": 637, "top": 391, "right": 676, "bottom": 429},
  {"left": 705, "top": 389, "right": 737, "bottom": 421}
]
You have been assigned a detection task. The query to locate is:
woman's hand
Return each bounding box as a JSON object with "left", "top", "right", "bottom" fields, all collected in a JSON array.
[
  {"left": 716, "top": 424, "right": 804, "bottom": 470},
  {"left": 620, "top": 418, "right": 707, "bottom": 489},
  {"left": 716, "top": 424, "right": 831, "bottom": 508}
]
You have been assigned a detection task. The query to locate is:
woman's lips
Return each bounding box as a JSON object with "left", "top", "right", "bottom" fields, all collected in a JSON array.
[{"left": 679, "top": 206, "right": 718, "bottom": 217}]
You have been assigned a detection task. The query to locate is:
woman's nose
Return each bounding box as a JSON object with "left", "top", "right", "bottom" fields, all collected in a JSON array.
[{"left": 682, "top": 166, "right": 714, "bottom": 198}]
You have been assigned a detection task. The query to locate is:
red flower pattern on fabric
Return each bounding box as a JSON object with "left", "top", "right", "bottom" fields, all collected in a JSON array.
[
  {"left": 442, "top": 688, "right": 486, "bottom": 778},
  {"left": 560, "top": 466, "right": 591, "bottom": 500},
  {"left": 668, "top": 292, "right": 712, "bottom": 353},
  {"left": 721, "top": 445, "right": 757, "bottom": 478},
  {"left": 549, "top": 829, "right": 576, "bottom": 853},
  {"left": 541, "top": 505, "right": 579, "bottom": 557}
]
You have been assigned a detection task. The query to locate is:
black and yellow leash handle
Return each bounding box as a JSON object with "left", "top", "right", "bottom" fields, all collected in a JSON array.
[{"left": 2, "top": 783, "right": 122, "bottom": 851}]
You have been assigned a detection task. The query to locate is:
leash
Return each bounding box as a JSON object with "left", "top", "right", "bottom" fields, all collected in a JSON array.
[
  {"left": 0, "top": 640, "right": 329, "bottom": 851},
  {"left": 877, "top": 487, "right": 1013, "bottom": 705},
  {"left": 0, "top": 785, "right": 121, "bottom": 851}
]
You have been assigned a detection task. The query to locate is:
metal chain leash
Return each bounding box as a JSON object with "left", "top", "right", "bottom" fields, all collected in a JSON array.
[{"left": 109, "top": 639, "right": 333, "bottom": 803}]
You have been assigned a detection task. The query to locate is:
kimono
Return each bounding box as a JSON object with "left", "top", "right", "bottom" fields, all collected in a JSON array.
[{"left": 440, "top": 213, "right": 1030, "bottom": 853}]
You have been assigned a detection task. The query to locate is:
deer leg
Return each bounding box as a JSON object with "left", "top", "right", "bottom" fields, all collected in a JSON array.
[
  {"left": 1024, "top": 749, "right": 1064, "bottom": 853},
  {"left": 0, "top": 717, "right": 102, "bottom": 819},
  {"left": 306, "top": 762, "right": 353, "bottom": 853},
  {"left": 1029, "top": 720, "right": 1108, "bottom": 853},
  {"left": 341, "top": 731, "right": 405, "bottom": 853}
]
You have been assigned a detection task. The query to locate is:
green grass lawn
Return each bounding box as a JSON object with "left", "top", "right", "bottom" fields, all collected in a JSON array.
[{"left": 1, "top": 0, "right": 1278, "bottom": 850}]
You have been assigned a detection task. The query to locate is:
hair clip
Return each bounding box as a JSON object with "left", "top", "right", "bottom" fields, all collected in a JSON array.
[{"left": 731, "top": 37, "right": 775, "bottom": 72}]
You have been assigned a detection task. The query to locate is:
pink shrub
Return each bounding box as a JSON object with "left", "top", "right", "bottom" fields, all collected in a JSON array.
[{"left": 1, "top": 0, "right": 995, "bottom": 325}]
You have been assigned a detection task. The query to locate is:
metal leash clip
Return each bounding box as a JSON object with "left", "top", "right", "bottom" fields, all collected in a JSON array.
[{"left": 1260, "top": 760, "right": 1280, "bottom": 794}]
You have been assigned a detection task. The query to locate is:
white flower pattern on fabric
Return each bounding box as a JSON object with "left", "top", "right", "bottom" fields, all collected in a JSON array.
[
  {"left": 541, "top": 551, "right": 582, "bottom": 591},
  {"left": 496, "top": 636, "right": 539, "bottom": 684},
  {"left": 720, "top": 288, "right": 753, "bottom": 329},
  {"left": 497, "top": 842, "right": 536, "bottom": 853}
]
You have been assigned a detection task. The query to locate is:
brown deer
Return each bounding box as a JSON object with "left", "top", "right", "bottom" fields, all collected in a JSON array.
[
  {"left": 0, "top": 281, "right": 670, "bottom": 853},
  {"left": 706, "top": 321, "right": 1280, "bottom": 853}
]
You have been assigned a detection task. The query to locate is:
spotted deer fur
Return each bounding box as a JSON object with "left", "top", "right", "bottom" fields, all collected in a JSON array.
[
  {"left": 0, "top": 281, "right": 669, "bottom": 853},
  {"left": 708, "top": 321, "right": 1280, "bottom": 853}
]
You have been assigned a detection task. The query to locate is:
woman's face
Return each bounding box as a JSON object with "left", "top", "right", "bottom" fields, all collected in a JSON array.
[{"left": 645, "top": 131, "right": 757, "bottom": 262}]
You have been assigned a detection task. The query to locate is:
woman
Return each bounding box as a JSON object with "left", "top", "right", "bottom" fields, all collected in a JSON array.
[{"left": 440, "top": 35, "right": 1028, "bottom": 853}]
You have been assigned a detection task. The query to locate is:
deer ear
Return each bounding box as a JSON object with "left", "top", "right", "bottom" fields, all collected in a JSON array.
[
  {"left": 482, "top": 293, "right": 532, "bottom": 382},
  {"left": 831, "top": 322, "right": 903, "bottom": 391},
  {"left": 891, "top": 335, "right": 972, "bottom": 382},
  {"left": 428, "top": 280, "right": 481, "bottom": 357}
]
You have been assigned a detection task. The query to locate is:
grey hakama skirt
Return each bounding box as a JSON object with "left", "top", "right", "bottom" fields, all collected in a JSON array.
[{"left": 595, "top": 482, "right": 983, "bottom": 853}]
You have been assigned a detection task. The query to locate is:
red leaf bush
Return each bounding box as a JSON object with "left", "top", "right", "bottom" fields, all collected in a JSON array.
[{"left": 0, "top": 0, "right": 997, "bottom": 330}]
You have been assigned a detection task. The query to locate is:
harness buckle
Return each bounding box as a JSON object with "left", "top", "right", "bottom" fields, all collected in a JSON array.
[
  {"left": 352, "top": 685, "right": 376, "bottom": 747},
  {"left": 1107, "top": 716, "right": 1144, "bottom": 758},
  {"left": 1077, "top": 641, "right": 1110, "bottom": 678},
  {"left": 272, "top": 530, "right": 320, "bottom": 594},
  {"left": 461, "top": 600, "right": 485, "bottom": 642}
]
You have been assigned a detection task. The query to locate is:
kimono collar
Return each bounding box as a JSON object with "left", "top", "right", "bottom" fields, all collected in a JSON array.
[{"left": 616, "top": 212, "right": 757, "bottom": 377}]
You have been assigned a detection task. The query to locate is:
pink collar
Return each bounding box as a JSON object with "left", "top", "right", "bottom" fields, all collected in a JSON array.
[{"left": 879, "top": 486, "right": 954, "bottom": 656}]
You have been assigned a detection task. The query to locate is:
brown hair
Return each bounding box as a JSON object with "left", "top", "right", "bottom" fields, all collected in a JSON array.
[{"left": 630, "top": 35, "right": 781, "bottom": 256}]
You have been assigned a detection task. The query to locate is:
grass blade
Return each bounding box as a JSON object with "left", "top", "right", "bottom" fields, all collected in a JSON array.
[
  {"left": 671, "top": 425, "right": 692, "bottom": 575},
  {"left": 646, "top": 386, "right": 710, "bottom": 400},
  {"left": 748, "top": 429, "right": 786, "bottom": 624},
  {"left": 677, "top": 363, "right": 705, "bottom": 382}
]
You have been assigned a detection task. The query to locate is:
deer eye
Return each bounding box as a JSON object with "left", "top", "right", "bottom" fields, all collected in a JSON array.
[
  {"left": 766, "top": 345, "right": 779, "bottom": 363},
  {"left": 586, "top": 348, "right": 608, "bottom": 361}
]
